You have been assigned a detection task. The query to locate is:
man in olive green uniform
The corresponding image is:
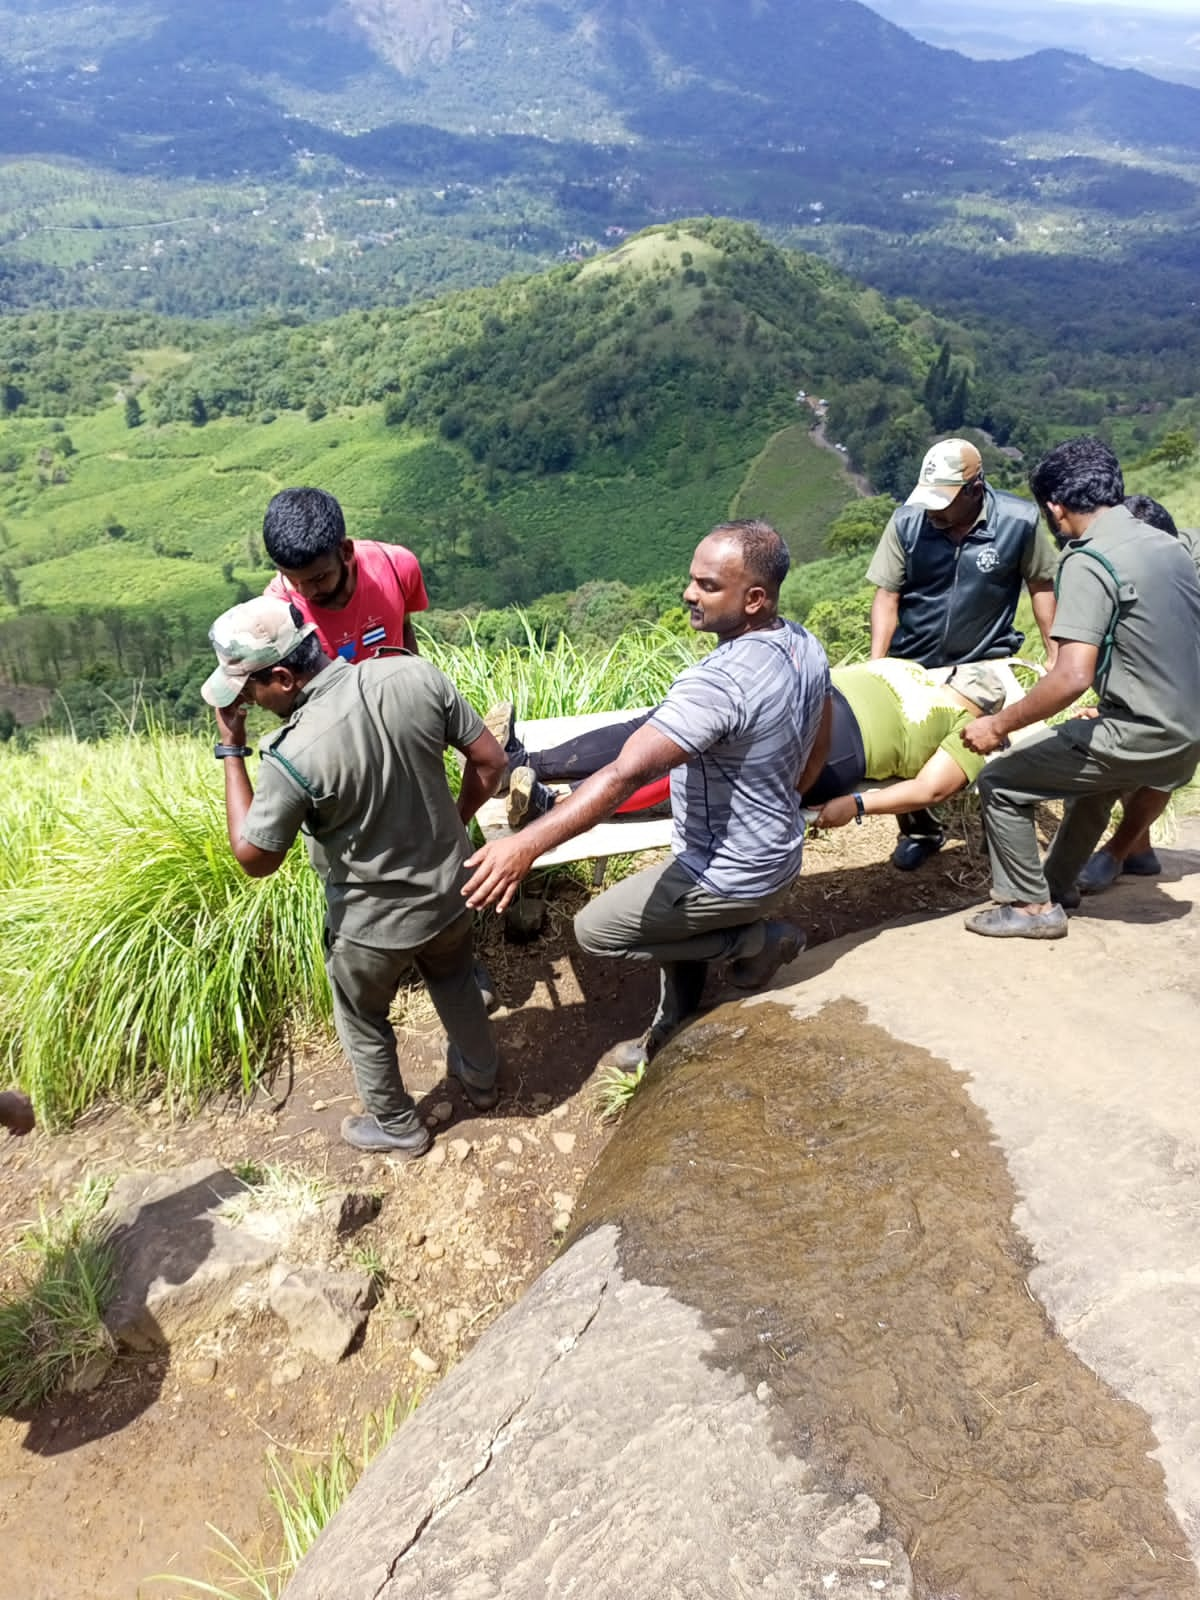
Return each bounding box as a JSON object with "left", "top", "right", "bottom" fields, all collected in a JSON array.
[
  {"left": 202, "top": 596, "right": 508, "bottom": 1156},
  {"left": 960, "top": 438, "right": 1200, "bottom": 939}
]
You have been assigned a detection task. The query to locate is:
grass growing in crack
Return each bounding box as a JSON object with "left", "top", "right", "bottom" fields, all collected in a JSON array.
[
  {"left": 589, "top": 1058, "right": 647, "bottom": 1123},
  {"left": 0, "top": 1177, "right": 116, "bottom": 1411},
  {"left": 158, "top": 1399, "right": 410, "bottom": 1599}
]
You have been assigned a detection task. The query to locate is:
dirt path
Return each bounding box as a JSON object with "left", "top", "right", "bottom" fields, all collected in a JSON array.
[
  {"left": 0, "top": 820, "right": 987, "bottom": 1599},
  {"left": 809, "top": 415, "right": 874, "bottom": 496}
]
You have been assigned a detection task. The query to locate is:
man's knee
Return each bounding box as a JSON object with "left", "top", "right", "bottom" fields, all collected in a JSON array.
[{"left": 574, "top": 898, "right": 631, "bottom": 959}]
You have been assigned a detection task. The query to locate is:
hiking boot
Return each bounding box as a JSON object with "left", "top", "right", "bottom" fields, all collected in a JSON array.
[
  {"left": 1123, "top": 848, "right": 1162, "bottom": 877},
  {"left": 891, "top": 832, "right": 945, "bottom": 871},
  {"left": 507, "top": 766, "right": 558, "bottom": 831},
  {"left": 1077, "top": 851, "right": 1122, "bottom": 895},
  {"left": 484, "top": 702, "right": 528, "bottom": 793},
  {"left": 727, "top": 921, "right": 806, "bottom": 991},
  {"left": 964, "top": 904, "right": 1068, "bottom": 940},
  {"left": 605, "top": 1026, "right": 674, "bottom": 1072},
  {"left": 340, "top": 1114, "right": 431, "bottom": 1159},
  {"left": 448, "top": 1045, "right": 500, "bottom": 1111}
]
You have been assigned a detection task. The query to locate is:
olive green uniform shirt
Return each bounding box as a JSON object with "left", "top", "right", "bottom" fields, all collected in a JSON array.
[
  {"left": 243, "top": 655, "right": 485, "bottom": 947},
  {"left": 1053, "top": 504, "right": 1200, "bottom": 777}
]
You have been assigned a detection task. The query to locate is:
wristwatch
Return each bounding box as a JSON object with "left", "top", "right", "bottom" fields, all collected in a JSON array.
[
  {"left": 852, "top": 793, "right": 866, "bottom": 824},
  {"left": 214, "top": 742, "right": 253, "bottom": 759}
]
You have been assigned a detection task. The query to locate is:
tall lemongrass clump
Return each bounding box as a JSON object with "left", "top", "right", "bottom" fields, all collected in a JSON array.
[
  {"left": 421, "top": 613, "right": 706, "bottom": 718},
  {"left": 0, "top": 729, "right": 328, "bottom": 1126}
]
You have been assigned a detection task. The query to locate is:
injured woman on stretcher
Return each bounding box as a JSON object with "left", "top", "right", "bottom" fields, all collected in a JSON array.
[{"left": 485, "top": 656, "right": 1014, "bottom": 845}]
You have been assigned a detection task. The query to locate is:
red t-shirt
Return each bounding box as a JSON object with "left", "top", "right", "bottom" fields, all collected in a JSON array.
[{"left": 266, "top": 541, "right": 429, "bottom": 662}]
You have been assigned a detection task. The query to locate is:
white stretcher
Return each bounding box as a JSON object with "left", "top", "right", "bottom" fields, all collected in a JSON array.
[{"left": 474, "top": 661, "right": 1048, "bottom": 872}]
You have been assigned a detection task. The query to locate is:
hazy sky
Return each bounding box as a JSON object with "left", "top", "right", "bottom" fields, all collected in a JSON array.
[{"left": 1039, "top": 0, "right": 1196, "bottom": 9}]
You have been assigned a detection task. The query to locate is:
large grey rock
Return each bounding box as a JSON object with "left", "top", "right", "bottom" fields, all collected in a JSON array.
[
  {"left": 269, "top": 1264, "right": 376, "bottom": 1364},
  {"left": 762, "top": 826, "right": 1200, "bottom": 1563},
  {"left": 287, "top": 829, "right": 1200, "bottom": 1600},
  {"left": 102, "top": 1159, "right": 278, "bottom": 1351},
  {"left": 286, "top": 1226, "right": 910, "bottom": 1599}
]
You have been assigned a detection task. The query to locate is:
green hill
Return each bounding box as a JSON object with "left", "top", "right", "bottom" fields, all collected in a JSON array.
[
  {"left": 2, "top": 217, "right": 1195, "bottom": 718},
  {"left": 0, "top": 220, "right": 942, "bottom": 687}
]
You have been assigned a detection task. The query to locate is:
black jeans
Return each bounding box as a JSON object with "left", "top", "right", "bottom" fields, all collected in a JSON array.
[
  {"left": 528, "top": 713, "right": 651, "bottom": 781},
  {"left": 800, "top": 689, "right": 867, "bottom": 806}
]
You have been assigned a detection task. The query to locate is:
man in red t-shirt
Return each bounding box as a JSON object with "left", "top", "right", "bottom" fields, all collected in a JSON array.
[
  {"left": 260, "top": 487, "right": 501, "bottom": 1013},
  {"left": 262, "top": 487, "right": 428, "bottom": 660}
]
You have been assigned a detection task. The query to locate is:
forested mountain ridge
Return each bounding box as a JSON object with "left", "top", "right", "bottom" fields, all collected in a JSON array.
[
  {"left": 0, "top": 216, "right": 1196, "bottom": 732},
  {"left": 0, "top": 219, "right": 967, "bottom": 702},
  {"left": 3, "top": 0, "right": 1198, "bottom": 161},
  {"left": 0, "top": 0, "right": 1196, "bottom": 384}
]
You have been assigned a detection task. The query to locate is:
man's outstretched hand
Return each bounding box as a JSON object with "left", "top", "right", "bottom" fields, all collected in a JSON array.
[{"left": 463, "top": 835, "right": 541, "bottom": 914}]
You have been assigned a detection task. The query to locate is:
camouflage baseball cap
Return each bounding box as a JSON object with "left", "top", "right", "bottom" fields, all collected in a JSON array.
[
  {"left": 947, "top": 661, "right": 1006, "bottom": 716},
  {"left": 906, "top": 439, "right": 983, "bottom": 511},
  {"left": 201, "top": 596, "right": 317, "bottom": 708}
]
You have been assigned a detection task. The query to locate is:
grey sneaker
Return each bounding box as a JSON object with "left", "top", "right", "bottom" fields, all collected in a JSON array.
[
  {"left": 727, "top": 921, "right": 806, "bottom": 990},
  {"left": 507, "top": 766, "right": 558, "bottom": 831},
  {"left": 964, "top": 904, "right": 1068, "bottom": 940},
  {"left": 340, "top": 1114, "right": 431, "bottom": 1159}
]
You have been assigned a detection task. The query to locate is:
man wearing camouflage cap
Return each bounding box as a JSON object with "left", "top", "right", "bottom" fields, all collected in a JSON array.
[
  {"left": 864, "top": 437, "right": 1059, "bottom": 870},
  {"left": 203, "top": 595, "right": 508, "bottom": 1157}
]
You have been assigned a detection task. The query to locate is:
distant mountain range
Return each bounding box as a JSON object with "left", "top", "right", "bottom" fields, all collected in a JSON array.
[
  {"left": 868, "top": 1, "right": 1200, "bottom": 90},
  {"left": 1, "top": 0, "right": 1198, "bottom": 175},
  {"left": 0, "top": 0, "right": 1196, "bottom": 422}
]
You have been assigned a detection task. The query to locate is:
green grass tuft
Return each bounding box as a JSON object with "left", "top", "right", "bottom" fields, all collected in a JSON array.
[
  {"left": 0, "top": 1177, "right": 116, "bottom": 1411},
  {"left": 589, "top": 1058, "right": 647, "bottom": 1122}
]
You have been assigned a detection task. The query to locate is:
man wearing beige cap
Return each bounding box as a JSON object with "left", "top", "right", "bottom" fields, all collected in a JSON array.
[
  {"left": 864, "top": 437, "right": 1058, "bottom": 869},
  {"left": 203, "top": 595, "right": 508, "bottom": 1157}
]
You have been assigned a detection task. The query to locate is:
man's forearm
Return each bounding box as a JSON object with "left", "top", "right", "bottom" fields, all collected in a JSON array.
[
  {"left": 1028, "top": 582, "right": 1057, "bottom": 659},
  {"left": 223, "top": 757, "right": 255, "bottom": 852},
  {"left": 869, "top": 589, "right": 900, "bottom": 659},
  {"left": 457, "top": 760, "right": 503, "bottom": 828},
  {"left": 991, "top": 664, "right": 1090, "bottom": 738},
  {"left": 502, "top": 763, "right": 649, "bottom": 855}
]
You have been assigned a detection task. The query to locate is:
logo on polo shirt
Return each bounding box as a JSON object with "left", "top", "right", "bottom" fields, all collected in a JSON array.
[{"left": 975, "top": 548, "right": 999, "bottom": 573}]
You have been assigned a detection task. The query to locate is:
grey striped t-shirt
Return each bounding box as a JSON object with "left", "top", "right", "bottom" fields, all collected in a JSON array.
[{"left": 650, "top": 620, "right": 830, "bottom": 898}]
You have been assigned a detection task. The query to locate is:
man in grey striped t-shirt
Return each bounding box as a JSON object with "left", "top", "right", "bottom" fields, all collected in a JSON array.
[{"left": 463, "top": 521, "right": 831, "bottom": 1067}]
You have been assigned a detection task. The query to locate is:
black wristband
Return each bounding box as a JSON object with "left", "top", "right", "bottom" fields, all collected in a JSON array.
[
  {"left": 853, "top": 793, "right": 865, "bottom": 823},
  {"left": 214, "top": 743, "right": 252, "bottom": 760}
]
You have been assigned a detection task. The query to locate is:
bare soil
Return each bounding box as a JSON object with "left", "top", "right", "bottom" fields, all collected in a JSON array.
[{"left": 0, "top": 815, "right": 991, "bottom": 1599}]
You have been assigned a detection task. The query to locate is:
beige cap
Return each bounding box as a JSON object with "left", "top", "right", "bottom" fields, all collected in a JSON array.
[
  {"left": 947, "top": 661, "right": 1006, "bottom": 716},
  {"left": 906, "top": 439, "right": 984, "bottom": 512},
  {"left": 201, "top": 596, "right": 317, "bottom": 707}
]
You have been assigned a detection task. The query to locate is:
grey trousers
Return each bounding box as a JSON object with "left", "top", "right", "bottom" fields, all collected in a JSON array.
[
  {"left": 976, "top": 727, "right": 1198, "bottom": 905},
  {"left": 574, "top": 856, "right": 790, "bottom": 1036},
  {"left": 325, "top": 911, "right": 497, "bottom": 1132}
]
